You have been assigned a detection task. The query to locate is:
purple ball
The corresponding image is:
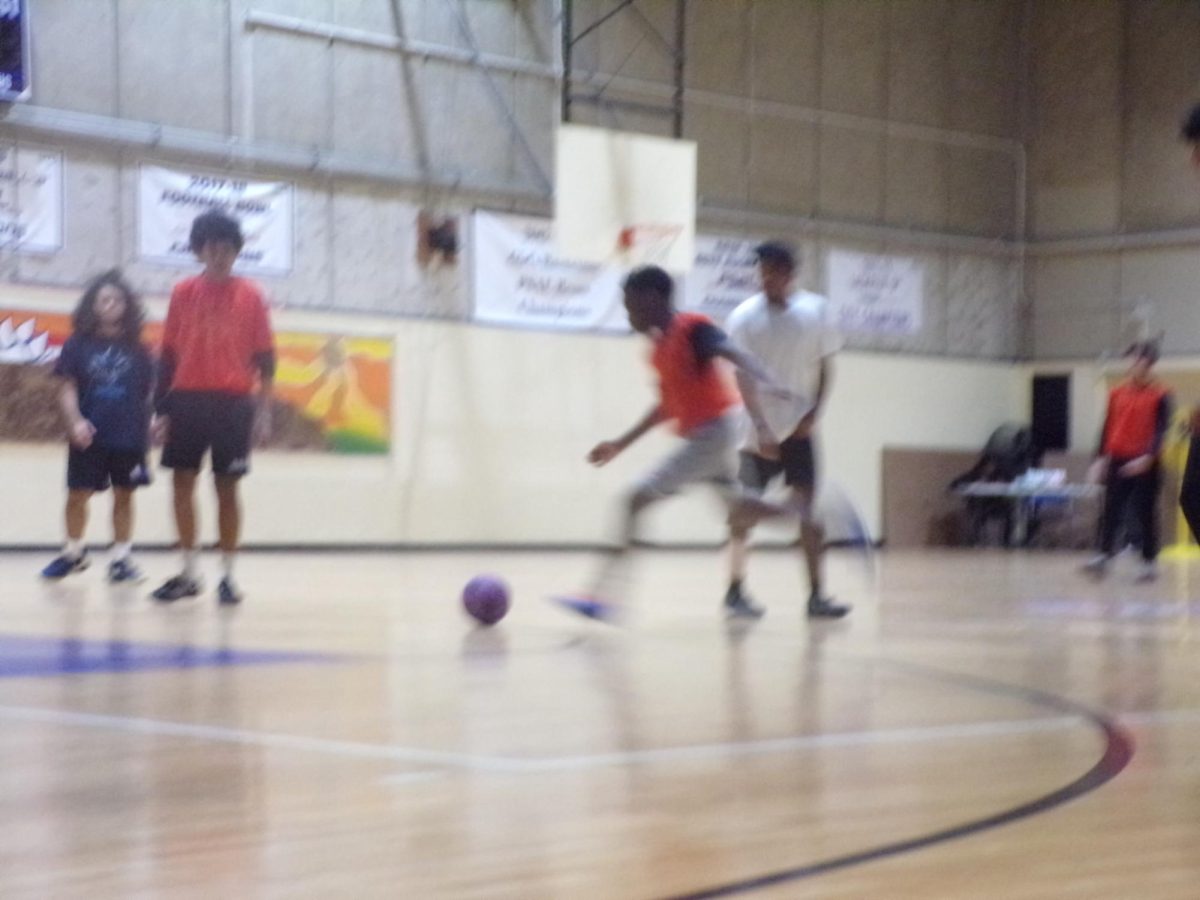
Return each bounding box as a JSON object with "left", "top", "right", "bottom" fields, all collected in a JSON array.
[{"left": 462, "top": 575, "right": 511, "bottom": 626}]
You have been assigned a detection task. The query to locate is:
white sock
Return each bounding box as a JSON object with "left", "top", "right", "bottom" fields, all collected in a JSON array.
[
  {"left": 113, "top": 542, "right": 132, "bottom": 561},
  {"left": 221, "top": 553, "right": 236, "bottom": 581},
  {"left": 182, "top": 548, "right": 198, "bottom": 579},
  {"left": 65, "top": 539, "right": 84, "bottom": 560}
]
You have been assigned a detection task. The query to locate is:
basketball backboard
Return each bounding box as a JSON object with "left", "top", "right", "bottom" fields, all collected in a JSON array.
[{"left": 554, "top": 124, "right": 696, "bottom": 273}]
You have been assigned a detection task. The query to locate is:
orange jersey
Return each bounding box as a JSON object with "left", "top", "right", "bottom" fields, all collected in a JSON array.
[
  {"left": 161, "top": 275, "right": 274, "bottom": 396},
  {"left": 650, "top": 312, "right": 738, "bottom": 435},
  {"left": 1103, "top": 381, "right": 1170, "bottom": 458}
]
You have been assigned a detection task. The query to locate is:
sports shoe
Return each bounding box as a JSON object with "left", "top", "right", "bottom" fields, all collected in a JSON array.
[
  {"left": 217, "top": 577, "right": 243, "bottom": 606},
  {"left": 41, "top": 553, "right": 89, "bottom": 580},
  {"left": 1135, "top": 561, "right": 1158, "bottom": 584},
  {"left": 1081, "top": 554, "right": 1110, "bottom": 579},
  {"left": 723, "top": 584, "right": 765, "bottom": 619},
  {"left": 807, "top": 593, "right": 851, "bottom": 619},
  {"left": 107, "top": 558, "right": 144, "bottom": 584},
  {"left": 552, "top": 595, "right": 620, "bottom": 624},
  {"left": 151, "top": 574, "right": 203, "bottom": 603}
]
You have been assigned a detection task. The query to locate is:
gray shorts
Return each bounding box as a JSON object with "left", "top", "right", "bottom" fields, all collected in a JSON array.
[{"left": 635, "top": 411, "right": 740, "bottom": 500}]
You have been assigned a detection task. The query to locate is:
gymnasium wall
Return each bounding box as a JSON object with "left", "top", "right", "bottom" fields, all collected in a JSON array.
[
  {"left": 1026, "top": 0, "right": 1200, "bottom": 359},
  {"left": 0, "top": 281, "right": 1022, "bottom": 547},
  {"left": 0, "top": 1, "right": 1033, "bottom": 546},
  {"left": 1, "top": 0, "right": 1024, "bottom": 359}
]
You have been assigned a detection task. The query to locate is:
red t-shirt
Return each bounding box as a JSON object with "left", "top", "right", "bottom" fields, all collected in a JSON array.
[
  {"left": 1103, "top": 381, "right": 1170, "bottom": 459},
  {"left": 161, "top": 275, "right": 274, "bottom": 396},
  {"left": 651, "top": 312, "right": 738, "bottom": 435}
]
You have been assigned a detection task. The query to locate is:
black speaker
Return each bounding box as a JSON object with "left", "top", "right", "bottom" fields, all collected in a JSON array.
[{"left": 1032, "top": 374, "right": 1070, "bottom": 453}]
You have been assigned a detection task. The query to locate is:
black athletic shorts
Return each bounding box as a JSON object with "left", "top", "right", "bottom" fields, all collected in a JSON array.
[
  {"left": 161, "top": 391, "right": 255, "bottom": 477},
  {"left": 739, "top": 434, "right": 817, "bottom": 492},
  {"left": 67, "top": 446, "right": 150, "bottom": 492}
]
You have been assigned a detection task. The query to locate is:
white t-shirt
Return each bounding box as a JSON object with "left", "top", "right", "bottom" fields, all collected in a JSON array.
[{"left": 725, "top": 290, "right": 843, "bottom": 442}]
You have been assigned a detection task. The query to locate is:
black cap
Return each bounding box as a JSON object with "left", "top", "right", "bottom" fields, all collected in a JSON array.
[{"left": 753, "top": 240, "right": 797, "bottom": 270}]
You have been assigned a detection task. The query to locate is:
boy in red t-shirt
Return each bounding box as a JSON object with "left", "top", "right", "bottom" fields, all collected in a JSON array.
[
  {"left": 1084, "top": 341, "right": 1171, "bottom": 581},
  {"left": 151, "top": 211, "right": 275, "bottom": 605},
  {"left": 555, "top": 266, "right": 792, "bottom": 622}
]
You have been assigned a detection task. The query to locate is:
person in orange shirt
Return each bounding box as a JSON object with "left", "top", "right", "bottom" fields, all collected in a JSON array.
[
  {"left": 555, "top": 265, "right": 793, "bottom": 622},
  {"left": 150, "top": 211, "right": 275, "bottom": 606},
  {"left": 1084, "top": 341, "right": 1172, "bottom": 581}
]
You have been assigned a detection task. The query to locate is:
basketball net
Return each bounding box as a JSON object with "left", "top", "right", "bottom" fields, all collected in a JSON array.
[{"left": 615, "top": 223, "right": 685, "bottom": 268}]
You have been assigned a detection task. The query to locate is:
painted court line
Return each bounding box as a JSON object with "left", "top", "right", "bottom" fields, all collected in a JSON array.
[{"left": 0, "top": 703, "right": 1193, "bottom": 781}]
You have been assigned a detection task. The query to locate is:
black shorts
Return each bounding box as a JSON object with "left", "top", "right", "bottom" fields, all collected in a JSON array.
[
  {"left": 67, "top": 446, "right": 150, "bottom": 492},
  {"left": 161, "top": 391, "right": 255, "bottom": 477},
  {"left": 739, "top": 435, "right": 817, "bottom": 492}
]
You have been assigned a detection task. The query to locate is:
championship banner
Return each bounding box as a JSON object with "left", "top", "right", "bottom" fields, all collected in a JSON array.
[
  {"left": 0, "top": 143, "right": 63, "bottom": 253},
  {"left": 828, "top": 249, "right": 924, "bottom": 336},
  {"left": 681, "top": 235, "right": 759, "bottom": 323},
  {"left": 471, "top": 211, "right": 627, "bottom": 332},
  {"left": 137, "top": 165, "right": 295, "bottom": 276},
  {"left": 0, "top": 308, "right": 390, "bottom": 454}
]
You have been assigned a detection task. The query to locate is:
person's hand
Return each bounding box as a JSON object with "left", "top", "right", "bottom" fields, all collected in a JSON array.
[
  {"left": 588, "top": 440, "right": 624, "bottom": 466},
  {"left": 754, "top": 424, "right": 780, "bottom": 460},
  {"left": 253, "top": 407, "right": 273, "bottom": 447},
  {"left": 69, "top": 418, "right": 96, "bottom": 450},
  {"left": 150, "top": 414, "right": 169, "bottom": 447},
  {"left": 1086, "top": 458, "right": 1108, "bottom": 484},
  {"left": 791, "top": 411, "right": 817, "bottom": 440},
  {"left": 1119, "top": 455, "right": 1153, "bottom": 477}
]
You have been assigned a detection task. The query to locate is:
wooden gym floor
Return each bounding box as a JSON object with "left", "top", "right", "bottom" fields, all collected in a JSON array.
[{"left": 0, "top": 548, "right": 1196, "bottom": 899}]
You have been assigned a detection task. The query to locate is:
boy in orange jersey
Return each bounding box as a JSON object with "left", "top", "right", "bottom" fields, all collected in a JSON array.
[
  {"left": 1083, "top": 341, "right": 1172, "bottom": 582},
  {"left": 556, "top": 265, "right": 793, "bottom": 622}
]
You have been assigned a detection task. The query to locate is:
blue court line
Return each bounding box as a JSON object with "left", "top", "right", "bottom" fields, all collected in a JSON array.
[
  {"left": 0, "top": 633, "right": 332, "bottom": 678},
  {"left": 663, "top": 659, "right": 1135, "bottom": 899}
]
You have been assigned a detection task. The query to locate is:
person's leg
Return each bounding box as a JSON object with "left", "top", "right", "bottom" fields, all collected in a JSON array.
[
  {"left": 173, "top": 469, "right": 200, "bottom": 569},
  {"left": 1135, "top": 466, "right": 1162, "bottom": 567},
  {"left": 154, "top": 393, "right": 209, "bottom": 599},
  {"left": 65, "top": 489, "right": 90, "bottom": 550},
  {"left": 1087, "top": 463, "right": 1133, "bottom": 576},
  {"left": 1180, "top": 436, "right": 1200, "bottom": 542},
  {"left": 43, "top": 447, "right": 103, "bottom": 578},
  {"left": 210, "top": 397, "right": 256, "bottom": 604},
  {"left": 725, "top": 451, "right": 777, "bottom": 617},
  {"left": 783, "top": 436, "right": 848, "bottom": 618}
]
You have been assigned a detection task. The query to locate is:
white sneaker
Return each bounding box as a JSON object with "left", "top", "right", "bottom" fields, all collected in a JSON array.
[
  {"left": 1135, "top": 562, "right": 1158, "bottom": 584},
  {"left": 1081, "top": 554, "right": 1110, "bottom": 578}
]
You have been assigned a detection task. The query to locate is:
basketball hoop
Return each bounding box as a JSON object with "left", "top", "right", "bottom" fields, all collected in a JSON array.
[{"left": 615, "top": 223, "right": 685, "bottom": 267}]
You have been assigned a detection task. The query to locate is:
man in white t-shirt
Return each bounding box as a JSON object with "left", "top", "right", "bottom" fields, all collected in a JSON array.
[{"left": 723, "top": 241, "right": 849, "bottom": 619}]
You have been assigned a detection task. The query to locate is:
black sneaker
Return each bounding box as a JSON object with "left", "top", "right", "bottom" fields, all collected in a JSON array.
[
  {"left": 807, "top": 593, "right": 851, "bottom": 619},
  {"left": 107, "top": 558, "right": 144, "bottom": 584},
  {"left": 724, "top": 584, "right": 765, "bottom": 619},
  {"left": 151, "top": 574, "right": 202, "bottom": 603},
  {"left": 217, "top": 577, "right": 243, "bottom": 606},
  {"left": 41, "top": 553, "right": 89, "bottom": 580}
]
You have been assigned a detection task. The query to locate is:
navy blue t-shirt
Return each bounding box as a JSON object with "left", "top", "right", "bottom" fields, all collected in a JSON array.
[{"left": 53, "top": 336, "right": 154, "bottom": 452}]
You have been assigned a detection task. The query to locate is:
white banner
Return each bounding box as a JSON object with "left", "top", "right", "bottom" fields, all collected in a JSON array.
[
  {"left": 682, "top": 235, "right": 759, "bottom": 323},
  {"left": 0, "top": 144, "right": 63, "bottom": 254},
  {"left": 137, "top": 165, "right": 294, "bottom": 276},
  {"left": 471, "top": 211, "right": 627, "bottom": 332},
  {"left": 827, "top": 249, "right": 923, "bottom": 336}
]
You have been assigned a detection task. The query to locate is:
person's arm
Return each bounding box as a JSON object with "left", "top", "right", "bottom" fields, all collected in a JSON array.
[
  {"left": 59, "top": 378, "right": 95, "bottom": 449},
  {"left": 588, "top": 405, "right": 666, "bottom": 466},
  {"left": 1121, "top": 392, "right": 1174, "bottom": 476},
  {"left": 1088, "top": 397, "right": 1114, "bottom": 483},
  {"left": 793, "top": 355, "right": 833, "bottom": 439},
  {"left": 251, "top": 294, "right": 277, "bottom": 446}
]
